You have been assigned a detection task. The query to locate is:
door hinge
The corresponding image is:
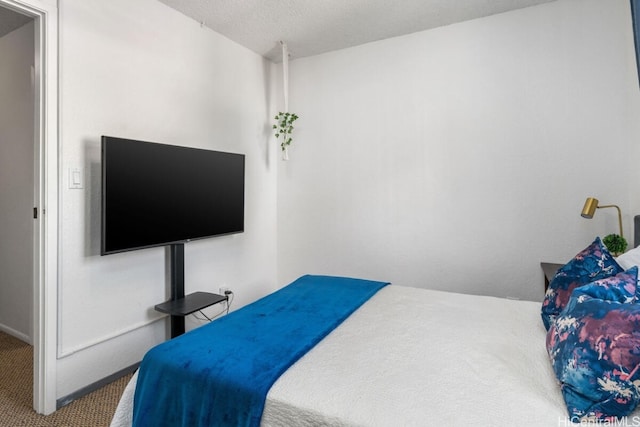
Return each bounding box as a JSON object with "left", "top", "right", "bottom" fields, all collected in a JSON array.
[{"left": 33, "top": 207, "right": 38, "bottom": 219}]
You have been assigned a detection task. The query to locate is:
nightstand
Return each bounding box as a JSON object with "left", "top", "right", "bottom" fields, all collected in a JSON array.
[{"left": 540, "top": 262, "right": 563, "bottom": 291}]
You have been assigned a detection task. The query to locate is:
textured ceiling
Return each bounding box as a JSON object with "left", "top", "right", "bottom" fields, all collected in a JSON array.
[
  {"left": 0, "top": 6, "right": 32, "bottom": 38},
  {"left": 0, "top": 1, "right": 557, "bottom": 59},
  {"left": 158, "top": 0, "right": 556, "bottom": 61}
]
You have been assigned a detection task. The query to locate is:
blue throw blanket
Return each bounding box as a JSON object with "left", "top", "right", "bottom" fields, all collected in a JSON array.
[{"left": 132, "top": 275, "right": 389, "bottom": 427}]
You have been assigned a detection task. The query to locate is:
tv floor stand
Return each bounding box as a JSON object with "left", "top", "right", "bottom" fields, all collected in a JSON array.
[{"left": 154, "top": 243, "right": 227, "bottom": 338}]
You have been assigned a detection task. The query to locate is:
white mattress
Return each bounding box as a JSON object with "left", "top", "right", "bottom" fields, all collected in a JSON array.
[{"left": 111, "top": 286, "right": 569, "bottom": 426}]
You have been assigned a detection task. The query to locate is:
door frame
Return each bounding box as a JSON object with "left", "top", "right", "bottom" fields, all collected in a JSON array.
[{"left": 0, "top": 0, "right": 58, "bottom": 415}]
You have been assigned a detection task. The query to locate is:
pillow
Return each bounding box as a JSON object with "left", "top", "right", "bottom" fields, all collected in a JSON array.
[
  {"left": 546, "top": 267, "right": 640, "bottom": 422},
  {"left": 570, "top": 267, "right": 638, "bottom": 303},
  {"left": 616, "top": 245, "right": 640, "bottom": 271},
  {"left": 541, "top": 237, "right": 622, "bottom": 330}
]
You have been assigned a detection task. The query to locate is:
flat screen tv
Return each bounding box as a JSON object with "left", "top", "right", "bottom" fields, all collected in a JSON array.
[{"left": 101, "top": 136, "right": 245, "bottom": 255}]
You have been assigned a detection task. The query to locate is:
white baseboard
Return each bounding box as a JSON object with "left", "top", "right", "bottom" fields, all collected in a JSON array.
[{"left": 0, "top": 323, "right": 32, "bottom": 345}]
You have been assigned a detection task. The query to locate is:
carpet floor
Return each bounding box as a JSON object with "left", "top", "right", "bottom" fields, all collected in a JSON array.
[{"left": 0, "top": 331, "right": 131, "bottom": 427}]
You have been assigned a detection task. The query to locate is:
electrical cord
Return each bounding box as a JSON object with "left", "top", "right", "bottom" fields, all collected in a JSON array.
[
  {"left": 196, "top": 310, "right": 212, "bottom": 322},
  {"left": 224, "top": 291, "right": 234, "bottom": 314},
  {"left": 192, "top": 291, "right": 234, "bottom": 323}
]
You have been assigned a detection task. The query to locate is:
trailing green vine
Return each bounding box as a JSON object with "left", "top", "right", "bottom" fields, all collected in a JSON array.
[{"left": 273, "top": 112, "right": 299, "bottom": 154}]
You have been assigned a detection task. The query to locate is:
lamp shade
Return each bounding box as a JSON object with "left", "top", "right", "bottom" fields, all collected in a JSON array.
[
  {"left": 581, "top": 197, "right": 599, "bottom": 219},
  {"left": 579, "top": 197, "right": 624, "bottom": 239}
]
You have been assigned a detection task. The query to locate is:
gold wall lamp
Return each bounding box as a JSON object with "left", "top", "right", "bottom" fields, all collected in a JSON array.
[{"left": 580, "top": 197, "right": 624, "bottom": 238}]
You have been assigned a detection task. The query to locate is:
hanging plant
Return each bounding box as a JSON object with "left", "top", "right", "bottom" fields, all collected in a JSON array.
[{"left": 273, "top": 112, "right": 299, "bottom": 160}]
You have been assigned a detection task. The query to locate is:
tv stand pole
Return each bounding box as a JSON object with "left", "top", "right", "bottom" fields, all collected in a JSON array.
[
  {"left": 155, "top": 243, "right": 228, "bottom": 339},
  {"left": 169, "top": 243, "right": 185, "bottom": 337}
]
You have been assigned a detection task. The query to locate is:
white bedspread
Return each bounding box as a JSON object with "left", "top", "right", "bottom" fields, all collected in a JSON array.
[{"left": 111, "top": 286, "right": 570, "bottom": 426}]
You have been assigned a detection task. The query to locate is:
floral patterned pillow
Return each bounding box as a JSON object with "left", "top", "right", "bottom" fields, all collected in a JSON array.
[
  {"left": 541, "top": 237, "right": 622, "bottom": 330},
  {"left": 546, "top": 267, "right": 640, "bottom": 422}
]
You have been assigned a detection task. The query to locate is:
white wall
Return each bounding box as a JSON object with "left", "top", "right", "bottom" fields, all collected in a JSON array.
[
  {"left": 56, "top": 0, "right": 277, "bottom": 397},
  {"left": 278, "top": 0, "right": 640, "bottom": 301},
  {"left": 0, "top": 21, "right": 34, "bottom": 343}
]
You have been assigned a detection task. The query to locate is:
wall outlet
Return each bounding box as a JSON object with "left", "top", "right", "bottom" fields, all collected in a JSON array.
[{"left": 219, "top": 286, "right": 232, "bottom": 296}]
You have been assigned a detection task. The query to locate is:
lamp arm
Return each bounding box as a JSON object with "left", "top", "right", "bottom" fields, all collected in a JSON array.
[{"left": 598, "top": 204, "right": 624, "bottom": 238}]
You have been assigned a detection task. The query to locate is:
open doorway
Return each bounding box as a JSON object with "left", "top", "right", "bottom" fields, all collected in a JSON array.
[
  {"left": 0, "top": 0, "right": 58, "bottom": 415},
  {"left": 0, "top": 5, "right": 35, "bottom": 346},
  {"left": 0, "top": 4, "right": 36, "bottom": 418}
]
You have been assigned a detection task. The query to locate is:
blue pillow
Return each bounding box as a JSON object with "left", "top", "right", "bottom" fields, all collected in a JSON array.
[
  {"left": 541, "top": 237, "right": 622, "bottom": 330},
  {"left": 571, "top": 267, "right": 639, "bottom": 303},
  {"left": 546, "top": 267, "right": 640, "bottom": 422}
]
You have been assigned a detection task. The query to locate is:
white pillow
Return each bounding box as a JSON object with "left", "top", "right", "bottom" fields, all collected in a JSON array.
[{"left": 616, "top": 245, "right": 640, "bottom": 270}]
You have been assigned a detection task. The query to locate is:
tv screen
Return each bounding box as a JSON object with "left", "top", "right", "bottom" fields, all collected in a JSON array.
[{"left": 101, "top": 136, "right": 245, "bottom": 255}]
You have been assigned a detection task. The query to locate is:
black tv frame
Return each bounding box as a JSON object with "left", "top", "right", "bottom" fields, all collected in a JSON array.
[{"left": 101, "top": 136, "right": 245, "bottom": 255}]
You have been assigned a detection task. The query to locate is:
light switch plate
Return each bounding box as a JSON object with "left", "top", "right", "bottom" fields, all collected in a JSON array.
[{"left": 69, "top": 167, "right": 83, "bottom": 189}]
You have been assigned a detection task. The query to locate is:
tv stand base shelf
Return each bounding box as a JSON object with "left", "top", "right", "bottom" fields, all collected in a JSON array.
[{"left": 155, "top": 291, "right": 228, "bottom": 338}]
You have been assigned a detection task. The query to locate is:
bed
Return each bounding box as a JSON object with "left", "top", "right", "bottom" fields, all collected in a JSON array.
[
  {"left": 111, "top": 280, "right": 568, "bottom": 426},
  {"left": 110, "top": 228, "right": 640, "bottom": 427}
]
